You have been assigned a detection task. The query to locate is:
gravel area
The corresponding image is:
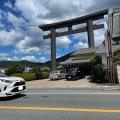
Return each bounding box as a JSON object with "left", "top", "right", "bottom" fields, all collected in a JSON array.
[{"left": 26, "top": 76, "right": 103, "bottom": 88}]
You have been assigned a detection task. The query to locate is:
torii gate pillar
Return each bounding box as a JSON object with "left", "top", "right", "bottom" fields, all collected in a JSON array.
[
  {"left": 51, "top": 28, "right": 56, "bottom": 71},
  {"left": 87, "top": 20, "right": 94, "bottom": 47}
]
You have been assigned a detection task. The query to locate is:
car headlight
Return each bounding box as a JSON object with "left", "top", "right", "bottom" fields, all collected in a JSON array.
[{"left": 0, "top": 79, "right": 13, "bottom": 83}]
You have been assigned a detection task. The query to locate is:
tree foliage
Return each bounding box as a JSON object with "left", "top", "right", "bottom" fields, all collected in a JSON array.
[
  {"left": 89, "top": 55, "right": 102, "bottom": 65},
  {"left": 32, "top": 66, "right": 43, "bottom": 79},
  {"left": 6, "top": 64, "right": 25, "bottom": 75},
  {"left": 89, "top": 55, "right": 107, "bottom": 83},
  {"left": 93, "top": 64, "right": 107, "bottom": 83},
  {"left": 113, "top": 47, "right": 120, "bottom": 63}
]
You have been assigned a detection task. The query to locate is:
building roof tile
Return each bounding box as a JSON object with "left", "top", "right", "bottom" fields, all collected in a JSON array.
[{"left": 71, "top": 47, "right": 98, "bottom": 56}]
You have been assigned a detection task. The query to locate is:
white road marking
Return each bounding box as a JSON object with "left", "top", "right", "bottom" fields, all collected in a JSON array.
[{"left": 26, "top": 92, "right": 120, "bottom": 95}]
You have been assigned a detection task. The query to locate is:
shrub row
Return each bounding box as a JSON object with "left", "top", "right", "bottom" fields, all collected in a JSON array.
[
  {"left": 12, "top": 73, "right": 36, "bottom": 81},
  {"left": 42, "top": 72, "right": 50, "bottom": 78},
  {"left": 12, "top": 72, "right": 50, "bottom": 81}
]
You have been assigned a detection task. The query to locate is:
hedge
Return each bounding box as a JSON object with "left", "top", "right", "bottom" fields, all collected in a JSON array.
[
  {"left": 42, "top": 72, "right": 50, "bottom": 78},
  {"left": 12, "top": 73, "right": 36, "bottom": 81}
]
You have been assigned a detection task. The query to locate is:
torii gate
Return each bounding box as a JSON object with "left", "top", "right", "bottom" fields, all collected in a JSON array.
[{"left": 39, "top": 9, "right": 108, "bottom": 71}]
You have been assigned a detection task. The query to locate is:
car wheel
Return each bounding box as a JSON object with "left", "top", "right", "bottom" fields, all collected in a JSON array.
[
  {"left": 83, "top": 74, "right": 85, "bottom": 78},
  {"left": 59, "top": 76, "right": 61, "bottom": 80},
  {"left": 76, "top": 75, "right": 79, "bottom": 80}
]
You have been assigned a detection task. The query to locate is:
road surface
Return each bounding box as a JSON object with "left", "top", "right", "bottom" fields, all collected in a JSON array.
[{"left": 0, "top": 88, "right": 120, "bottom": 120}]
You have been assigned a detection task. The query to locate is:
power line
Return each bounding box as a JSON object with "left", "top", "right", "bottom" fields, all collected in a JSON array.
[{"left": 0, "top": 24, "right": 41, "bottom": 29}]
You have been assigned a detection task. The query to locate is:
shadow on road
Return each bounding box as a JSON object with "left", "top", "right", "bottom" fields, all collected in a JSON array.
[{"left": 0, "top": 94, "right": 28, "bottom": 101}]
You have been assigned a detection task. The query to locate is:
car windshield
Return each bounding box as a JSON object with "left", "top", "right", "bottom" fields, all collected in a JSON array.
[
  {"left": 51, "top": 71, "right": 59, "bottom": 74},
  {"left": 0, "top": 72, "right": 8, "bottom": 77},
  {"left": 68, "top": 68, "right": 77, "bottom": 73}
]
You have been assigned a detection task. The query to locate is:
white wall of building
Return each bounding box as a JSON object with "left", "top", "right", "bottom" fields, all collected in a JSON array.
[{"left": 102, "top": 54, "right": 107, "bottom": 66}]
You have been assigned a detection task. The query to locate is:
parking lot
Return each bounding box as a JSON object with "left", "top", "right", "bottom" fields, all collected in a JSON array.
[{"left": 26, "top": 76, "right": 103, "bottom": 89}]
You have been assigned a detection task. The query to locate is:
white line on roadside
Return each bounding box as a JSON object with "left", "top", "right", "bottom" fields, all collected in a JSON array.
[{"left": 26, "top": 92, "right": 120, "bottom": 95}]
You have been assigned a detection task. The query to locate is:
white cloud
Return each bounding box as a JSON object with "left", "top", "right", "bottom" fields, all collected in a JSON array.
[
  {"left": 94, "top": 29, "right": 105, "bottom": 46},
  {"left": 1, "top": 55, "right": 48, "bottom": 63},
  {"left": 56, "top": 54, "right": 63, "bottom": 58},
  {"left": 0, "top": 9, "right": 2, "bottom": 19},
  {"left": 73, "top": 33, "right": 88, "bottom": 41},
  {"left": 15, "top": 0, "right": 49, "bottom": 24},
  {"left": 21, "top": 56, "right": 36, "bottom": 61},
  {"left": 0, "top": 23, "right": 4, "bottom": 27},
  {"left": 5, "top": 0, "right": 13, "bottom": 9},
  {"left": 0, "top": 29, "right": 24, "bottom": 46},
  {"left": 0, "top": 53, "right": 9, "bottom": 57},
  {"left": 12, "top": 56, "right": 20, "bottom": 61},
  {"left": 74, "top": 42, "right": 88, "bottom": 50},
  {"left": 14, "top": 36, "right": 51, "bottom": 54},
  {"left": 39, "top": 57, "right": 47, "bottom": 63},
  {"left": 4, "top": 58, "right": 11, "bottom": 61},
  {"left": 7, "top": 12, "right": 26, "bottom": 25},
  {"left": 3, "top": 56, "right": 20, "bottom": 61},
  {"left": 56, "top": 36, "right": 72, "bottom": 49},
  {"left": 0, "top": 0, "right": 120, "bottom": 62}
]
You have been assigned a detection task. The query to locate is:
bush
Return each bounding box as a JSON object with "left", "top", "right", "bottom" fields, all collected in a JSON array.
[
  {"left": 41, "top": 69, "right": 50, "bottom": 72},
  {"left": 93, "top": 64, "right": 107, "bottom": 83},
  {"left": 32, "top": 66, "right": 44, "bottom": 79},
  {"left": 115, "top": 61, "right": 120, "bottom": 65},
  {"left": 42, "top": 72, "right": 50, "bottom": 78},
  {"left": 12, "top": 73, "right": 36, "bottom": 81}
]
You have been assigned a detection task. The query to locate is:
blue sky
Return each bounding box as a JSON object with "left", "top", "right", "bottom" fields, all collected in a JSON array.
[{"left": 0, "top": 0, "right": 120, "bottom": 63}]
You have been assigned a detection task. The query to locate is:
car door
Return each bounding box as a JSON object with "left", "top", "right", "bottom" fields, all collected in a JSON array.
[
  {"left": 59, "top": 71, "right": 62, "bottom": 78},
  {"left": 77, "top": 68, "right": 82, "bottom": 78},
  {"left": 61, "top": 71, "right": 66, "bottom": 78}
]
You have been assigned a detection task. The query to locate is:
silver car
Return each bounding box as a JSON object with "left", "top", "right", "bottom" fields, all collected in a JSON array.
[
  {"left": 0, "top": 72, "right": 27, "bottom": 97},
  {"left": 49, "top": 70, "right": 66, "bottom": 80}
]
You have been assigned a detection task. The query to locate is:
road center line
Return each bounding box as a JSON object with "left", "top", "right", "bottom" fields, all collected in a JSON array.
[{"left": 0, "top": 106, "right": 120, "bottom": 113}]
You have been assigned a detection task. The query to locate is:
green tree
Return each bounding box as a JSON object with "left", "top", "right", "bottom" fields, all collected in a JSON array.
[
  {"left": 89, "top": 55, "right": 107, "bottom": 83},
  {"left": 14, "top": 64, "right": 25, "bottom": 73},
  {"left": 32, "top": 66, "right": 43, "bottom": 79},
  {"left": 6, "top": 66, "right": 15, "bottom": 75},
  {"left": 89, "top": 55, "right": 102, "bottom": 65},
  {"left": 113, "top": 47, "right": 120, "bottom": 63},
  {"left": 6, "top": 64, "right": 25, "bottom": 75}
]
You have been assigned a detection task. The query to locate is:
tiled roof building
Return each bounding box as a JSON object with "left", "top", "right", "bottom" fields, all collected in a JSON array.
[{"left": 61, "top": 41, "right": 120, "bottom": 73}]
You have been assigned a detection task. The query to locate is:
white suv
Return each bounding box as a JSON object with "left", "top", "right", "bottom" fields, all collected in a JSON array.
[{"left": 0, "top": 72, "right": 27, "bottom": 97}]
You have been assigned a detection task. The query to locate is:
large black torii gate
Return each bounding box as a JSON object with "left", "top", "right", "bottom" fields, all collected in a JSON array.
[{"left": 39, "top": 9, "right": 108, "bottom": 71}]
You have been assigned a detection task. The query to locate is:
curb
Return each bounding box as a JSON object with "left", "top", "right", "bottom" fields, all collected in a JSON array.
[{"left": 103, "top": 88, "right": 120, "bottom": 91}]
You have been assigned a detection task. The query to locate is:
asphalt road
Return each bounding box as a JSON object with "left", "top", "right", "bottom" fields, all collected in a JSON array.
[{"left": 0, "top": 88, "right": 120, "bottom": 120}]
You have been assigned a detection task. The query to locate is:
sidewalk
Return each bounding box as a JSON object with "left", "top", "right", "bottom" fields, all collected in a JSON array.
[{"left": 26, "top": 76, "right": 120, "bottom": 89}]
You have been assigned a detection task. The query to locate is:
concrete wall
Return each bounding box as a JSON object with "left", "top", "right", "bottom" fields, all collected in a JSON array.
[{"left": 115, "top": 65, "right": 120, "bottom": 84}]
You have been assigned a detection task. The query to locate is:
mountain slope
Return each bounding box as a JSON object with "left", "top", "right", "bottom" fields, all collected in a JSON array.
[{"left": 0, "top": 52, "right": 74, "bottom": 68}]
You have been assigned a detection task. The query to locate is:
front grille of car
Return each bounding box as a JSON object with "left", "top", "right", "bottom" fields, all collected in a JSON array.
[
  {"left": 11, "top": 86, "right": 26, "bottom": 92},
  {"left": 66, "top": 74, "right": 75, "bottom": 79},
  {"left": 67, "top": 75, "right": 73, "bottom": 77},
  {"left": 13, "top": 81, "right": 25, "bottom": 86}
]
